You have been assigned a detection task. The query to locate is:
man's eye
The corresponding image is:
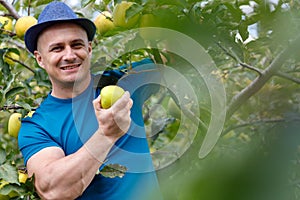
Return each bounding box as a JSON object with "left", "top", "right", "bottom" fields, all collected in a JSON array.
[
  {"left": 73, "top": 43, "right": 84, "bottom": 48},
  {"left": 51, "top": 46, "right": 62, "bottom": 52}
]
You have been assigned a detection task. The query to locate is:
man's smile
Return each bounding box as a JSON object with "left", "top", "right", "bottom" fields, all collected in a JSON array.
[{"left": 60, "top": 63, "right": 81, "bottom": 70}]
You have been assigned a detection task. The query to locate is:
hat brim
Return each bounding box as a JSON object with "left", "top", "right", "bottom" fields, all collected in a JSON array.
[{"left": 25, "top": 18, "right": 96, "bottom": 54}]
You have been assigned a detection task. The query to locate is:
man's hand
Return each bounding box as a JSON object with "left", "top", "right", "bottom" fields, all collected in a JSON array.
[{"left": 93, "top": 91, "right": 133, "bottom": 143}]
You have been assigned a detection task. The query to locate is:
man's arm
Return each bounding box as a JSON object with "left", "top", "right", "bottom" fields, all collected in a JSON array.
[{"left": 26, "top": 92, "right": 133, "bottom": 200}]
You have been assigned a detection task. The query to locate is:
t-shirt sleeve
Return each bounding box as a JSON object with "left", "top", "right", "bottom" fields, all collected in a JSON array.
[{"left": 18, "top": 116, "right": 61, "bottom": 165}]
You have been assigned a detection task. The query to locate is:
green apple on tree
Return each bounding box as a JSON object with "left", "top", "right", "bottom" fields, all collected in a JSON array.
[
  {"left": 139, "top": 13, "right": 162, "bottom": 41},
  {"left": 100, "top": 85, "right": 125, "bottom": 109},
  {"left": 113, "top": 1, "right": 140, "bottom": 29},
  {"left": 94, "top": 11, "right": 115, "bottom": 36},
  {"left": 8, "top": 113, "right": 22, "bottom": 138}
]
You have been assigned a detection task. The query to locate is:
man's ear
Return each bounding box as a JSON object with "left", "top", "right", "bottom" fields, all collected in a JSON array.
[
  {"left": 34, "top": 51, "right": 44, "bottom": 68},
  {"left": 88, "top": 41, "right": 92, "bottom": 57}
]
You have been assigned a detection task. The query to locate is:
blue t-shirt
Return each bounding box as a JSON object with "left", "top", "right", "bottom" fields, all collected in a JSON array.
[{"left": 18, "top": 59, "right": 162, "bottom": 200}]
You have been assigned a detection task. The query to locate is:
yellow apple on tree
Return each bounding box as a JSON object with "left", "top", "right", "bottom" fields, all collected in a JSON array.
[
  {"left": 0, "top": 16, "right": 13, "bottom": 31},
  {"left": 94, "top": 11, "right": 115, "bottom": 36},
  {"left": 15, "top": 16, "right": 37, "bottom": 39},
  {"left": 4, "top": 51, "right": 19, "bottom": 65},
  {"left": 100, "top": 85, "right": 125, "bottom": 109},
  {"left": 8, "top": 113, "right": 22, "bottom": 138},
  {"left": 113, "top": 1, "right": 140, "bottom": 29}
]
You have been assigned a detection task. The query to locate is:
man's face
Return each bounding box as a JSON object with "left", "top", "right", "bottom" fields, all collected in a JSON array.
[{"left": 34, "top": 23, "right": 92, "bottom": 89}]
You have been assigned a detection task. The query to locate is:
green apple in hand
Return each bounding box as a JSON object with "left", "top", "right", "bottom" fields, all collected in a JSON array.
[{"left": 100, "top": 85, "right": 125, "bottom": 109}]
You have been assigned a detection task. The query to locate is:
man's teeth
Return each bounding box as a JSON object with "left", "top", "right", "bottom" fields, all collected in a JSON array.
[{"left": 62, "top": 65, "right": 79, "bottom": 70}]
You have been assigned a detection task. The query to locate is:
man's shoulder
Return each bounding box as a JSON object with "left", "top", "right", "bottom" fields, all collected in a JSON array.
[{"left": 92, "top": 58, "right": 155, "bottom": 90}]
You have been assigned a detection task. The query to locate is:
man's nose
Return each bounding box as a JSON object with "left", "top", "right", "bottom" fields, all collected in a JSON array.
[{"left": 63, "top": 46, "right": 76, "bottom": 61}]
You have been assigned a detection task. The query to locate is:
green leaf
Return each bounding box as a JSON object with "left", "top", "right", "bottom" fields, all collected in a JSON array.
[
  {"left": 103, "top": 0, "right": 112, "bottom": 5},
  {"left": 0, "top": 49, "right": 10, "bottom": 77},
  {"left": 2, "top": 74, "right": 15, "bottom": 97},
  {"left": 15, "top": 101, "right": 32, "bottom": 111},
  {"left": 245, "top": 14, "right": 260, "bottom": 25},
  {"left": 125, "top": 3, "right": 143, "bottom": 20},
  {"left": 0, "top": 162, "right": 19, "bottom": 184},
  {"left": 81, "top": 0, "right": 95, "bottom": 8},
  {"left": 0, "top": 149, "right": 6, "bottom": 165},
  {"left": 0, "top": 184, "right": 25, "bottom": 196},
  {"left": 6, "top": 47, "right": 20, "bottom": 56},
  {"left": 239, "top": 22, "right": 249, "bottom": 41},
  {"left": 4, "top": 87, "right": 24, "bottom": 100},
  {"left": 99, "top": 164, "right": 128, "bottom": 178},
  {"left": 155, "top": 0, "right": 186, "bottom": 7}
]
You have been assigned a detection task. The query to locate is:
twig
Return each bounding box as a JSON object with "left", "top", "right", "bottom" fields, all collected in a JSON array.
[
  {"left": 275, "top": 71, "right": 300, "bottom": 84},
  {"left": 217, "top": 43, "right": 263, "bottom": 75},
  {"left": 0, "top": 105, "right": 24, "bottom": 111},
  {"left": 216, "top": 41, "right": 241, "bottom": 63},
  {"left": 8, "top": 37, "right": 38, "bottom": 58},
  {"left": 222, "top": 118, "right": 286, "bottom": 135},
  {"left": 9, "top": 38, "right": 27, "bottom": 51},
  {"left": 0, "top": 0, "right": 20, "bottom": 19},
  {"left": 0, "top": 27, "right": 16, "bottom": 37},
  {"left": 239, "top": 62, "right": 263, "bottom": 75},
  {"left": 27, "top": 0, "right": 31, "bottom": 16},
  {"left": 5, "top": 55, "right": 35, "bottom": 74}
]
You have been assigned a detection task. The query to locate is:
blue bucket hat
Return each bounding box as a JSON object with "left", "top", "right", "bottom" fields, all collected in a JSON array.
[{"left": 25, "top": 1, "right": 96, "bottom": 54}]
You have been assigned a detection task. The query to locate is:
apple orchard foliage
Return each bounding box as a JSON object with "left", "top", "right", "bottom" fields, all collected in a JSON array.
[{"left": 1, "top": 0, "right": 300, "bottom": 199}]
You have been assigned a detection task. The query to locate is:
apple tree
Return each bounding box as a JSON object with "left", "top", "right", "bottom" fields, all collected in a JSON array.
[{"left": 1, "top": 0, "right": 300, "bottom": 199}]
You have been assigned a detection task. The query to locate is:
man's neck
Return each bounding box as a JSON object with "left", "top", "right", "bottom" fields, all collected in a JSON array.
[{"left": 50, "top": 75, "right": 91, "bottom": 99}]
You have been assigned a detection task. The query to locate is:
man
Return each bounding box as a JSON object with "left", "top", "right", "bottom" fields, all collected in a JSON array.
[{"left": 18, "top": 1, "right": 161, "bottom": 199}]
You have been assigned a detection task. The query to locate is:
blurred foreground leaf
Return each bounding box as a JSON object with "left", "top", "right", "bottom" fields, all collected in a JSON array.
[
  {"left": 99, "top": 164, "right": 128, "bottom": 178},
  {"left": 0, "top": 162, "right": 18, "bottom": 184}
]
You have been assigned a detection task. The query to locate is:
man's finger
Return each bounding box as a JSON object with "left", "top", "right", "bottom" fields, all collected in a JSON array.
[
  {"left": 111, "top": 91, "right": 132, "bottom": 110},
  {"left": 93, "top": 94, "right": 101, "bottom": 110}
]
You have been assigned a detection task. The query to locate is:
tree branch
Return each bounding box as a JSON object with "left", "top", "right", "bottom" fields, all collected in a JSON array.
[
  {"left": 222, "top": 118, "right": 286, "bottom": 135},
  {"left": 275, "top": 71, "right": 300, "bottom": 84},
  {"left": 0, "top": 27, "right": 16, "bottom": 37},
  {"left": 216, "top": 42, "right": 241, "bottom": 63},
  {"left": 5, "top": 54, "right": 35, "bottom": 74},
  {"left": 239, "top": 62, "right": 263, "bottom": 75},
  {"left": 0, "top": 105, "right": 25, "bottom": 111},
  {"left": 0, "top": 0, "right": 20, "bottom": 19},
  {"left": 226, "top": 37, "right": 300, "bottom": 120},
  {"left": 217, "top": 42, "right": 263, "bottom": 75}
]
